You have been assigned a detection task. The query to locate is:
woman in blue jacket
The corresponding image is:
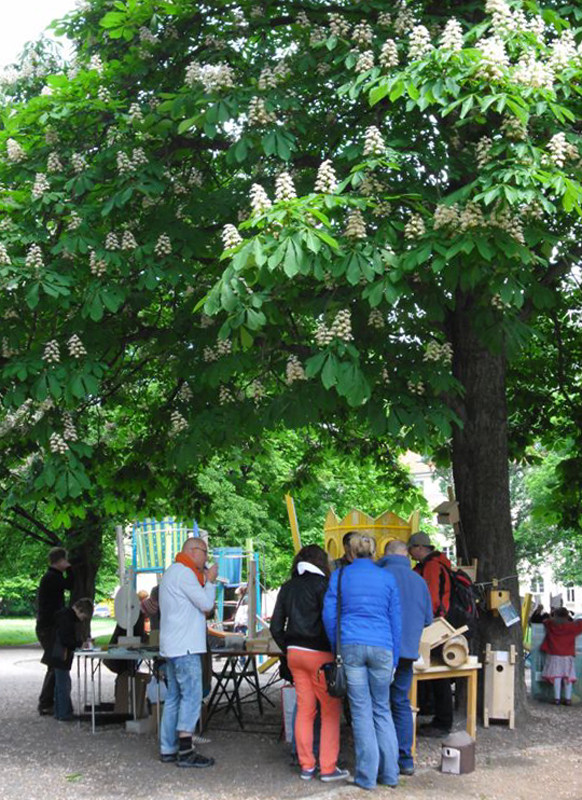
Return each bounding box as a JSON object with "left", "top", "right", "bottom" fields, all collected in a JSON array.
[{"left": 323, "top": 534, "right": 401, "bottom": 790}]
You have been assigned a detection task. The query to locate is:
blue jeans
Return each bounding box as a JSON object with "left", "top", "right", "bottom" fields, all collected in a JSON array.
[
  {"left": 160, "top": 653, "right": 202, "bottom": 755},
  {"left": 54, "top": 668, "right": 73, "bottom": 720},
  {"left": 343, "top": 644, "right": 399, "bottom": 789},
  {"left": 390, "top": 658, "right": 414, "bottom": 770}
]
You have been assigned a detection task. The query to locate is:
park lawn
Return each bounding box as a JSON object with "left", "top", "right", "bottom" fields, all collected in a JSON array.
[{"left": 0, "top": 618, "right": 116, "bottom": 647}]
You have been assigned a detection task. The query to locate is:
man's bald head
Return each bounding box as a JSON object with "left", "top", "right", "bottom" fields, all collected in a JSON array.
[
  {"left": 182, "top": 537, "right": 208, "bottom": 568},
  {"left": 384, "top": 539, "right": 409, "bottom": 557}
]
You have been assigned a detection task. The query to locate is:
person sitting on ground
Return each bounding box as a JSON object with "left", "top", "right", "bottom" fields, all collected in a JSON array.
[
  {"left": 408, "top": 531, "right": 454, "bottom": 736},
  {"left": 35, "top": 546, "right": 74, "bottom": 716},
  {"left": 159, "top": 537, "right": 218, "bottom": 768},
  {"left": 270, "top": 544, "right": 350, "bottom": 784},
  {"left": 323, "top": 534, "right": 401, "bottom": 791},
  {"left": 42, "top": 597, "right": 93, "bottom": 721},
  {"left": 541, "top": 606, "right": 582, "bottom": 706},
  {"left": 377, "top": 539, "right": 433, "bottom": 776},
  {"left": 333, "top": 531, "right": 356, "bottom": 570}
]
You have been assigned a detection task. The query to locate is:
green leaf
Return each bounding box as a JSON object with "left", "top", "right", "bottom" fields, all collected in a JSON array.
[{"left": 321, "top": 354, "right": 338, "bottom": 389}]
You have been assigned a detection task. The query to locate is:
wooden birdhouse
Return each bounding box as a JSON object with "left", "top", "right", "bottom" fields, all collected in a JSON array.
[
  {"left": 433, "top": 499, "right": 460, "bottom": 525},
  {"left": 441, "top": 731, "right": 475, "bottom": 774},
  {"left": 483, "top": 644, "right": 516, "bottom": 728}
]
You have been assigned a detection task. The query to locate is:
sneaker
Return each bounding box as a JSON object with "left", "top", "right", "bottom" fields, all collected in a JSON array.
[
  {"left": 400, "top": 765, "right": 415, "bottom": 776},
  {"left": 563, "top": 699, "right": 572, "bottom": 706},
  {"left": 554, "top": 699, "right": 561, "bottom": 706},
  {"left": 160, "top": 753, "right": 178, "bottom": 763},
  {"left": 177, "top": 752, "right": 215, "bottom": 769},
  {"left": 38, "top": 707, "right": 54, "bottom": 716},
  {"left": 320, "top": 768, "right": 351, "bottom": 782},
  {"left": 300, "top": 767, "right": 317, "bottom": 781},
  {"left": 191, "top": 733, "right": 211, "bottom": 745}
]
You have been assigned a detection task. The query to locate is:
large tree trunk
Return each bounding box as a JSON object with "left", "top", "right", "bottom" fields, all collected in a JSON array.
[
  {"left": 66, "top": 511, "right": 104, "bottom": 604},
  {"left": 450, "top": 292, "right": 528, "bottom": 717}
]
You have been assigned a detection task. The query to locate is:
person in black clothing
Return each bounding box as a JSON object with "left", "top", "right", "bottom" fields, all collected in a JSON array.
[
  {"left": 36, "top": 547, "right": 74, "bottom": 715},
  {"left": 42, "top": 598, "right": 93, "bottom": 720},
  {"left": 270, "top": 545, "right": 350, "bottom": 784}
]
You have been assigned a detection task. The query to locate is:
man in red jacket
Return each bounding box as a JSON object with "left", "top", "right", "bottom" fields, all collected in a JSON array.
[{"left": 408, "top": 532, "right": 454, "bottom": 736}]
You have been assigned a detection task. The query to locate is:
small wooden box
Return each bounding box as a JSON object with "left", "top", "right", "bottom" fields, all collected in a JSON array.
[{"left": 483, "top": 644, "right": 516, "bottom": 728}]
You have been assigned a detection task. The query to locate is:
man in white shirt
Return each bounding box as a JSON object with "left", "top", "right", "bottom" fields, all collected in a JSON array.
[{"left": 159, "top": 537, "right": 218, "bottom": 767}]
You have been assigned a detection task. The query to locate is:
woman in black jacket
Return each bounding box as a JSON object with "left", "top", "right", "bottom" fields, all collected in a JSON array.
[{"left": 270, "top": 545, "right": 349, "bottom": 783}]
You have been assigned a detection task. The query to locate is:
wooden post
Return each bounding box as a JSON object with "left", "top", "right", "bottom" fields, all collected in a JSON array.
[
  {"left": 116, "top": 524, "right": 125, "bottom": 581},
  {"left": 285, "top": 494, "right": 302, "bottom": 554},
  {"left": 247, "top": 539, "right": 257, "bottom": 638}
]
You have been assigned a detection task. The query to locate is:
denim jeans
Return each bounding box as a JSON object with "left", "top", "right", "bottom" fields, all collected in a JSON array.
[
  {"left": 160, "top": 653, "right": 202, "bottom": 755},
  {"left": 343, "top": 644, "right": 399, "bottom": 789},
  {"left": 54, "top": 668, "right": 73, "bottom": 720},
  {"left": 390, "top": 658, "right": 414, "bottom": 770}
]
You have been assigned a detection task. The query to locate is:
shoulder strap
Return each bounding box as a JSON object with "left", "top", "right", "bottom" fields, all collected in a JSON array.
[{"left": 336, "top": 567, "right": 343, "bottom": 655}]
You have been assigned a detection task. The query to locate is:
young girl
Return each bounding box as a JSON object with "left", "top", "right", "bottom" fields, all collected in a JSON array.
[{"left": 541, "top": 607, "right": 582, "bottom": 705}]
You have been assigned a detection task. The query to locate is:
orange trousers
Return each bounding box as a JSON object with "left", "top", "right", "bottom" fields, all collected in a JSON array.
[{"left": 287, "top": 648, "right": 342, "bottom": 774}]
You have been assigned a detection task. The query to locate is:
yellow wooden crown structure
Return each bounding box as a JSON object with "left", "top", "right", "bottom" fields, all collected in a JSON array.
[{"left": 323, "top": 507, "right": 420, "bottom": 561}]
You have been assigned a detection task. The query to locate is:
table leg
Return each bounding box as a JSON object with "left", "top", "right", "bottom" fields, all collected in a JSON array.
[
  {"left": 76, "top": 656, "right": 81, "bottom": 728},
  {"left": 91, "top": 660, "right": 96, "bottom": 735},
  {"left": 467, "top": 670, "right": 477, "bottom": 739},
  {"left": 410, "top": 675, "right": 418, "bottom": 756}
]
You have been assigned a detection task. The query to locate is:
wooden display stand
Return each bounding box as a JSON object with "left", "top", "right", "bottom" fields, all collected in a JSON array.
[
  {"left": 483, "top": 643, "right": 516, "bottom": 728},
  {"left": 415, "top": 618, "right": 469, "bottom": 671}
]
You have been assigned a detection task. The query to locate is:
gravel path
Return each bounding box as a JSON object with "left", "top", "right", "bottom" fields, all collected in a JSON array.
[{"left": 1, "top": 647, "right": 581, "bottom": 800}]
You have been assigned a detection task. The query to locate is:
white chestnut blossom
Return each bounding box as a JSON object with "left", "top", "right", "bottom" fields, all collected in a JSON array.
[
  {"left": 477, "top": 36, "right": 509, "bottom": 81},
  {"left": 314, "top": 160, "right": 338, "bottom": 194},
  {"left": 476, "top": 136, "right": 493, "bottom": 169},
  {"left": 286, "top": 355, "right": 307, "bottom": 384},
  {"left": 491, "top": 206, "right": 525, "bottom": 245},
  {"left": 43, "top": 340, "right": 61, "bottom": 364},
  {"left": 549, "top": 30, "right": 577, "bottom": 70},
  {"left": 25, "top": 244, "right": 44, "bottom": 270},
  {"left": 121, "top": 230, "right": 138, "bottom": 250},
  {"left": 486, "top": 0, "right": 516, "bottom": 34},
  {"left": 378, "top": 12, "right": 392, "bottom": 27},
  {"left": 71, "top": 153, "right": 87, "bottom": 173},
  {"left": 352, "top": 22, "right": 374, "bottom": 47},
  {"left": 177, "top": 383, "right": 193, "bottom": 402},
  {"left": 501, "top": 114, "right": 528, "bottom": 141},
  {"left": 329, "top": 13, "right": 351, "bottom": 38},
  {"left": 186, "top": 61, "right": 235, "bottom": 92},
  {"left": 330, "top": 309, "right": 354, "bottom": 342},
  {"left": 132, "top": 147, "right": 149, "bottom": 167},
  {"left": 433, "top": 203, "right": 460, "bottom": 230},
  {"left": 247, "top": 96, "right": 277, "bottom": 126},
  {"left": 275, "top": 171, "right": 297, "bottom": 201},
  {"left": 105, "top": 232, "right": 120, "bottom": 251},
  {"left": 296, "top": 11, "right": 310, "bottom": 27},
  {"left": 344, "top": 209, "right": 367, "bottom": 240},
  {"left": 404, "top": 213, "right": 426, "bottom": 240},
  {"left": 407, "top": 379, "right": 425, "bottom": 395},
  {"left": 440, "top": 18, "right": 464, "bottom": 51},
  {"left": 459, "top": 202, "right": 485, "bottom": 231},
  {"left": 394, "top": 4, "right": 415, "bottom": 35},
  {"left": 221, "top": 224, "right": 242, "bottom": 249},
  {"left": 408, "top": 25, "right": 433, "bottom": 61},
  {"left": 219, "top": 386, "right": 235, "bottom": 405},
  {"left": 67, "top": 212, "right": 82, "bottom": 231},
  {"left": 424, "top": 341, "right": 453, "bottom": 364},
  {"left": 67, "top": 334, "right": 86, "bottom": 358},
  {"left": 63, "top": 412, "right": 78, "bottom": 442},
  {"left": 547, "top": 132, "right": 578, "bottom": 168},
  {"left": 368, "top": 308, "right": 385, "bottom": 329},
  {"left": 315, "top": 322, "right": 334, "bottom": 347},
  {"left": 49, "top": 432, "right": 69, "bottom": 454},
  {"left": 355, "top": 50, "right": 375, "bottom": 73},
  {"left": 0, "top": 243, "right": 10, "bottom": 265},
  {"left": 128, "top": 102, "right": 144, "bottom": 122},
  {"left": 363, "top": 125, "right": 386, "bottom": 157},
  {"left": 170, "top": 410, "right": 189, "bottom": 436},
  {"left": 154, "top": 234, "right": 172, "bottom": 256},
  {"left": 249, "top": 183, "right": 272, "bottom": 215},
  {"left": 89, "top": 250, "right": 106, "bottom": 276},
  {"left": 379, "top": 40, "right": 399, "bottom": 69},
  {"left": 513, "top": 53, "right": 554, "bottom": 91},
  {"left": 89, "top": 54, "right": 103, "bottom": 73},
  {"left": 117, "top": 152, "right": 135, "bottom": 175},
  {"left": 97, "top": 86, "right": 111, "bottom": 103},
  {"left": 6, "top": 138, "right": 25, "bottom": 162},
  {"left": 32, "top": 173, "right": 50, "bottom": 199},
  {"left": 47, "top": 152, "right": 63, "bottom": 173}
]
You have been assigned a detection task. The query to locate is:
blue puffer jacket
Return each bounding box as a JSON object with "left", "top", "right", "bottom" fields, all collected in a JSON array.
[
  {"left": 323, "top": 558, "right": 401, "bottom": 665},
  {"left": 377, "top": 554, "right": 433, "bottom": 660}
]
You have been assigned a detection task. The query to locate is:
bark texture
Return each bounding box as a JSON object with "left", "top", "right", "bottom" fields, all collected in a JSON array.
[{"left": 450, "top": 292, "right": 528, "bottom": 716}]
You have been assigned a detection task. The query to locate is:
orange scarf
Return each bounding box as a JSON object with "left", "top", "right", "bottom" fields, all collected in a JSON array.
[{"left": 175, "top": 552, "right": 205, "bottom": 587}]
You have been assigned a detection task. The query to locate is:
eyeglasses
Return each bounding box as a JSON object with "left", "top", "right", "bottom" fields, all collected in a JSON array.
[{"left": 191, "top": 545, "right": 208, "bottom": 554}]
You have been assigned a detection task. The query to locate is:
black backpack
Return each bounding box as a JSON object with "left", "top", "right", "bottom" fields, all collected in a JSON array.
[{"left": 443, "top": 565, "right": 480, "bottom": 636}]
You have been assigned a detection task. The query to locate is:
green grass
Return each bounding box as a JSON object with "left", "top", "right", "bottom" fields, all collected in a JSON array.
[{"left": 0, "top": 617, "right": 116, "bottom": 647}]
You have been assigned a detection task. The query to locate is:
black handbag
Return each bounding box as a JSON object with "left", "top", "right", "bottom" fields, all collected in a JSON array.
[{"left": 322, "top": 567, "right": 347, "bottom": 698}]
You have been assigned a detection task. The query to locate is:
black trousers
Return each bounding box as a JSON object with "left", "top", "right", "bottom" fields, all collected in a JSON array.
[{"left": 36, "top": 625, "right": 55, "bottom": 711}]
